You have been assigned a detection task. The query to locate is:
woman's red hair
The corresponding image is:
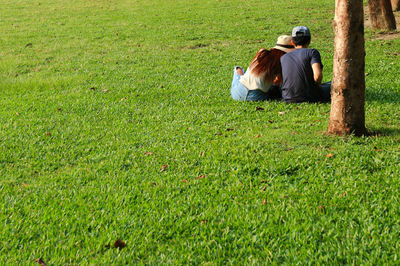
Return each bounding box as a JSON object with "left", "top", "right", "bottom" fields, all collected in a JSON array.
[{"left": 248, "top": 48, "right": 286, "bottom": 84}]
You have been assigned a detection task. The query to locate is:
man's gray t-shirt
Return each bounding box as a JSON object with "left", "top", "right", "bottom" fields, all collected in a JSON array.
[{"left": 280, "top": 48, "right": 323, "bottom": 103}]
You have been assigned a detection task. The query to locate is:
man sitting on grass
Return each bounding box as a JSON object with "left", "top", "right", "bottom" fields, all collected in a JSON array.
[{"left": 280, "top": 26, "right": 331, "bottom": 103}]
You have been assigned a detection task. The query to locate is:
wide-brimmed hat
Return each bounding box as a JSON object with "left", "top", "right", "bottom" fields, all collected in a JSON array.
[{"left": 273, "top": 35, "right": 295, "bottom": 53}]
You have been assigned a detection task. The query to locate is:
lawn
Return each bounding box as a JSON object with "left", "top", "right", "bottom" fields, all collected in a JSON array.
[{"left": 0, "top": 0, "right": 399, "bottom": 264}]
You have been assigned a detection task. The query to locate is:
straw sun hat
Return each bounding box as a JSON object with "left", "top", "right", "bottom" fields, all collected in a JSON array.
[{"left": 273, "top": 35, "right": 295, "bottom": 53}]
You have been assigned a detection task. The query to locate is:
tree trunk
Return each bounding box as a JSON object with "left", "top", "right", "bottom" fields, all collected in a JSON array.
[
  {"left": 391, "top": 0, "right": 400, "bottom": 11},
  {"left": 381, "top": 0, "right": 397, "bottom": 28},
  {"left": 328, "top": 0, "right": 366, "bottom": 136},
  {"left": 368, "top": 0, "right": 397, "bottom": 30}
]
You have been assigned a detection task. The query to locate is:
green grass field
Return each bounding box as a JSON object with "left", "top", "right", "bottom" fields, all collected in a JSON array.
[{"left": 1, "top": 0, "right": 399, "bottom": 264}]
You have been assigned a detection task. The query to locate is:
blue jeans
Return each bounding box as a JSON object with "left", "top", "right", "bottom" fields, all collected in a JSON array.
[
  {"left": 230, "top": 68, "right": 269, "bottom": 101},
  {"left": 319, "top": 81, "right": 331, "bottom": 102}
]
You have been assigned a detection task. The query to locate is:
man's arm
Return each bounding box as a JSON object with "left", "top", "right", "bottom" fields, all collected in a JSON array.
[{"left": 312, "top": 62, "right": 323, "bottom": 86}]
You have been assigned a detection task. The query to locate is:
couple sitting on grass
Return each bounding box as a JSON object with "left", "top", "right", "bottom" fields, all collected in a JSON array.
[{"left": 231, "top": 26, "right": 331, "bottom": 103}]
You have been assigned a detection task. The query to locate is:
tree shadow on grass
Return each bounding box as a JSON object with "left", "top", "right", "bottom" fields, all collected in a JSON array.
[
  {"left": 365, "top": 89, "right": 400, "bottom": 104},
  {"left": 367, "top": 127, "right": 400, "bottom": 137},
  {"left": 365, "top": 89, "right": 400, "bottom": 137}
]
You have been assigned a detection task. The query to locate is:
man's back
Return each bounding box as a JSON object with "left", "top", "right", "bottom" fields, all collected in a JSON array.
[{"left": 281, "top": 48, "right": 323, "bottom": 103}]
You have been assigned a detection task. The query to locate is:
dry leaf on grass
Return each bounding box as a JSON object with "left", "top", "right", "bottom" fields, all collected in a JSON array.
[
  {"left": 195, "top": 175, "right": 206, "bottom": 180},
  {"left": 113, "top": 239, "right": 126, "bottom": 249},
  {"left": 325, "top": 153, "right": 334, "bottom": 158},
  {"left": 35, "top": 258, "right": 46, "bottom": 266},
  {"left": 262, "top": 198, "right": 267, "bottom": 205},
  {"left": 161, "top": 164, "right": 168, "bottom": 172}
]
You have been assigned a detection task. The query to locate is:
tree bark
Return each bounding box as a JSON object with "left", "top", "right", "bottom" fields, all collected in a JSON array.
[
  {"left": 368, "top": 0, "right": 397, "bottom": 30},
  {"left": 381, "top": 0, "right": 397, "bottom": 28},
  {"left": 328, "top": 0, "right": 366, "bottom": 136},
  {"left": 391, "top": 0, "right": 400, "bottom": 11}
]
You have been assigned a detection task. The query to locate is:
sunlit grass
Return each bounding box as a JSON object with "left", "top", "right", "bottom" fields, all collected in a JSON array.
[{"left": 0, "top": 0, "right": 399, "bottom": 264}]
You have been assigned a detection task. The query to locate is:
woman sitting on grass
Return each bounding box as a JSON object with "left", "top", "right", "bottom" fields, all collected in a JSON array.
[{"left": 230, "top": 35, "right": 294, "bottom": 101}]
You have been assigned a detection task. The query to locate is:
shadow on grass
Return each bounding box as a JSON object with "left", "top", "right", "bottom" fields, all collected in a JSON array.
[
  {"left": 366, "top": 89, "right": 400, "bottom": 104},
  {"left": 367, "top": 127, "right": 400, "bottom": 137}
]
